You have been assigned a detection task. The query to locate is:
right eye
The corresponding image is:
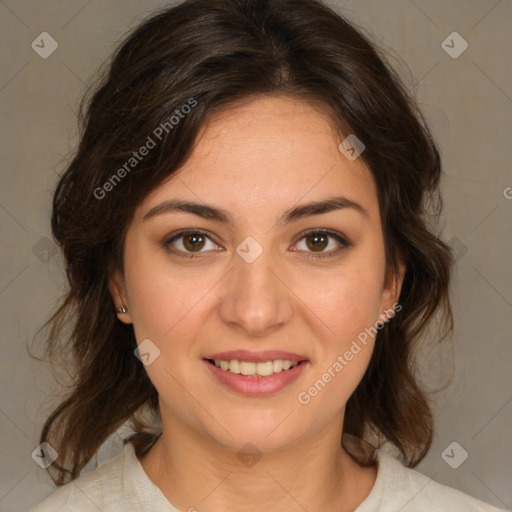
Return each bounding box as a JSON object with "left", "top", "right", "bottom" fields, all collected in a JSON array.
[{"left": 163, "top": 229, "right": 222, "bottom": 258}]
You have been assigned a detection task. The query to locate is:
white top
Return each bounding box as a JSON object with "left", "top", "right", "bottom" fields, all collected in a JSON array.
[{"left": 31, "top": 441, "right": 508, "bottom": 512}]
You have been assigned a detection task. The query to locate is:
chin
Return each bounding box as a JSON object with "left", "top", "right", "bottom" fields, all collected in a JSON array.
[{"left": 203, "top": 410, "right": 307, "bottom": 454}]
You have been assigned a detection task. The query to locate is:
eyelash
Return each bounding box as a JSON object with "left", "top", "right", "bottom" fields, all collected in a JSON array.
[{"left": 162, "top": 228, "right": 351, "bottom": 260}]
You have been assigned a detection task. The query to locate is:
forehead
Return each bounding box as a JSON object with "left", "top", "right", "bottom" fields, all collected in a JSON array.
[{"left": 137, "top": 95, "right": 380, "bottom": 225}]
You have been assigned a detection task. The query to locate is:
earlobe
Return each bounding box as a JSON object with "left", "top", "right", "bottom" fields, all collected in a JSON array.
[
  {"left": 379, "top": 258, "right": 406, "bottom": 321},
  {"left": 108, "top": 270, "right": 133, "bottom": 324},
  {"left": 393, "top": 258, "right": 406, "bottom": 303}
]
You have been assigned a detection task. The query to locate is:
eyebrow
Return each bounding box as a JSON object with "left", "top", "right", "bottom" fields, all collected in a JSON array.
[{"left": 143, "top": 196, "right": 368, "bottom": 225}]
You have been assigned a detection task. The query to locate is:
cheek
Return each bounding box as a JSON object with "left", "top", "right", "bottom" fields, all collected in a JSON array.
[
  {"left": 123, "top": 244, "right": 202, "bottom": 340},
  {"left": 300, "top": 263, "right": 384, "bottom": 345},
  {"left": 124, "top": 252, "right": 228, "bottom": 363},
  {"left": 294, "top": 266, "right": 384, "bottom": 415},
  {"left": 124, "top": 258, "right": 213, "bottom": 395},
  {"left": 128, "top": 274, "right": 207, "bottom": 342}
]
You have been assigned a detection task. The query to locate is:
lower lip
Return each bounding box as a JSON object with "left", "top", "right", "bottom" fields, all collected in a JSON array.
[{"left": 204, "top": 359, "right": 308, "bottom": 396}]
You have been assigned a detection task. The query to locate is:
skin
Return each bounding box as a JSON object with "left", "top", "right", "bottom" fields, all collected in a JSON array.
[{"left": 110, "top": 95, "right": 405, "bottom": 512}]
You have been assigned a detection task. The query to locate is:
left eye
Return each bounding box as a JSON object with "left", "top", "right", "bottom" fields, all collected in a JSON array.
[{"left": 293, "top": 230, "right": 349, "bottom": 257}]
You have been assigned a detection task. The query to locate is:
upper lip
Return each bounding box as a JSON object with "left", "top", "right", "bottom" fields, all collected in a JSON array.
[{"left": 204, "top": 350, "right": 309, "bottom": 363}]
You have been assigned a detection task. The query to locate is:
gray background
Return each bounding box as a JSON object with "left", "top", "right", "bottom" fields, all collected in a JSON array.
[{"left": 1, "top": 1, "right": 511, "bottom": 511}]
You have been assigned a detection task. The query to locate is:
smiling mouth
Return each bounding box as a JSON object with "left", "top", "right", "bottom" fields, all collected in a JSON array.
[{"left": 205, "top": 358, "right": 306, "bottom": 377}]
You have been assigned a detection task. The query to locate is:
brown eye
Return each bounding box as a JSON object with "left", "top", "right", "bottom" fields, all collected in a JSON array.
[
  {"left": 182, "top": 233, "right": 206, "bottom": 252},
  {"left": 164, "top": 229, "right": 219, "bottom": 257},
  {"left": 304, "top": 233, "right": 329, "bottom": 252},
  {"left": 294, "top": 229, "right": 350, "bottom": 259}
]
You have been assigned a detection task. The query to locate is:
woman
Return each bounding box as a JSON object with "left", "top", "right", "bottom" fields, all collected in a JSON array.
[{"left": 31, "top": 0, "right": 507, "bottom": 510}]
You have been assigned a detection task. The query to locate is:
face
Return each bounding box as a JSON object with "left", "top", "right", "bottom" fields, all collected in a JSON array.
[{"left": 110, "top": 95, "right": 404, "bottom": 454}]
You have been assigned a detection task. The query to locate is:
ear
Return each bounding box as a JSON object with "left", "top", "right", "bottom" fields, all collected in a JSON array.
[
  {"left": 378, "top": 255, "right": 406, "bottom": 323},
  {"left": 108, "top": 270, "right": 133, "bottom": 324}
]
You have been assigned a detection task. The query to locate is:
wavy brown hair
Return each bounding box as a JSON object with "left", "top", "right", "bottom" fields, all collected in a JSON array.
[{"left": 32, "top": 0, "right": 454, "bottom": 486}]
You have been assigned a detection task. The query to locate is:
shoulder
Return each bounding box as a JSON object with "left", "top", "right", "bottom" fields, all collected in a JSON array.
[
  {"left": 31, "top": 441, "right": 179, "bottom": 512},
  {"left": 369, "top": 448, "right": 508, "bottom": 512},
  {"left": 30, "top": 445, "right": 128, "bottom": 512}
]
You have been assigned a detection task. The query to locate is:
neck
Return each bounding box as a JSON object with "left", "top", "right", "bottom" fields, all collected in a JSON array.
[{"left": 137, "top": 413, "right": 377, "bottom": 512}]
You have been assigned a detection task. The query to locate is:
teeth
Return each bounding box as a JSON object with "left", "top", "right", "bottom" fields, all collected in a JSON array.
[
  {"left": 212, "top": 358, "right": 300, "bottom": 377},
  {"left": 273, "top": 359, "right": 283, "bottom": 372},
  {"left": 240, "top": 361, "right": 256, "bottom": 375},
  {"left": 256, "top": 361, "right": 273, "bottom": 376},
  {"left": 229, "top": 359, "right": 240, "bottom": 374}
]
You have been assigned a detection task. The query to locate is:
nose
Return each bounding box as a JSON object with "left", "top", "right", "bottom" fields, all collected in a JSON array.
[{"left": 218, "top": 243, "right": 294, "bottom": 337}]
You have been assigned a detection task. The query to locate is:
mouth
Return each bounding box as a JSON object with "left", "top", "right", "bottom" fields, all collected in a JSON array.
[
  {"left": 203, "top": 354, "right": 309, "bottom": 396},
  {"left": 204, "top": 358, "right": 307, "bottom": 378}
]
